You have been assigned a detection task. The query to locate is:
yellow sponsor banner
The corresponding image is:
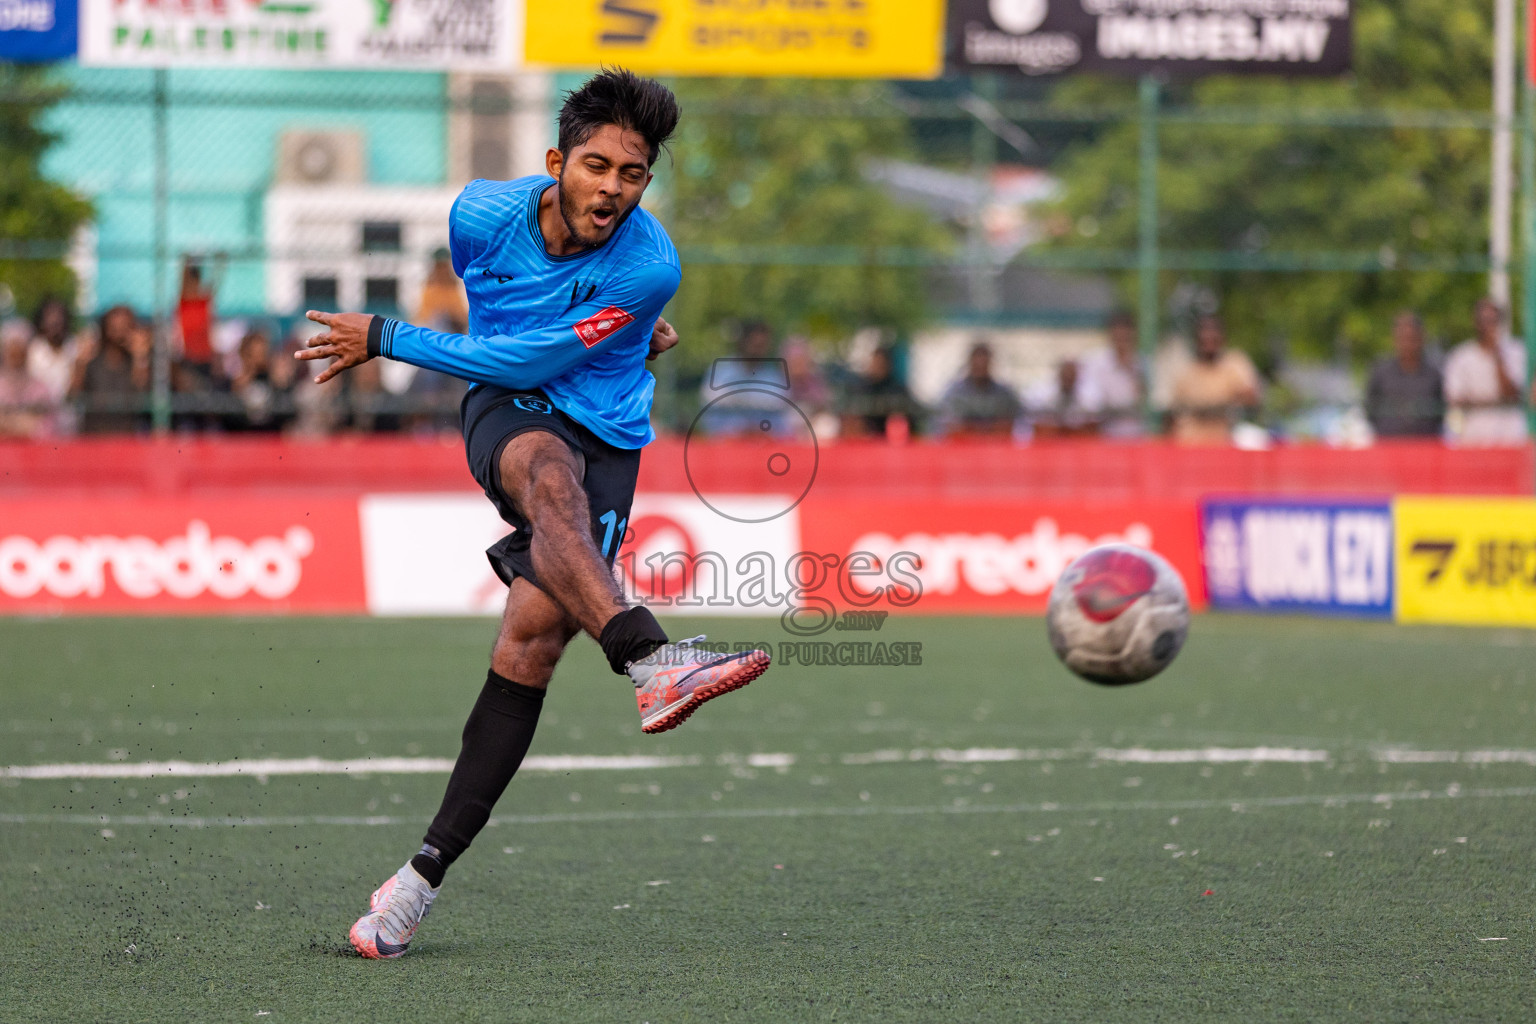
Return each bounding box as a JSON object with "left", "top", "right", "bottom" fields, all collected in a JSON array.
[
  {"left": 525, "top": 0, "right": 944, "bottom": 79},
  {"left": 1396, "top": 497, "right": 1536, "bottom": 626}
]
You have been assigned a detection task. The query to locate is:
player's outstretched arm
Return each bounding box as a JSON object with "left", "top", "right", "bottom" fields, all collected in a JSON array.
[
  {"left": 372, "top": 260, "right": 679, "bottom": 390},
  {"left": 300, "top": 262, "right": 678, "bottom": 389}
]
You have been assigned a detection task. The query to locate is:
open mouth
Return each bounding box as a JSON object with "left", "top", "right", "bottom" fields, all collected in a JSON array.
[{"left": 591, "top": 207, "right": 616, "bottom": 230}]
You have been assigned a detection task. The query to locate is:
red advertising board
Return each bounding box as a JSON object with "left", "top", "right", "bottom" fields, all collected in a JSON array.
[
  {"left": 0, "top": 497, "right": 366, "bottom": 614},
  {"left": 797, "top": 497, "right": 1205, "bottom": 614}
]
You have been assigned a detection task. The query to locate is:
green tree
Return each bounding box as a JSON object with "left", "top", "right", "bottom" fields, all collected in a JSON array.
[
  {"left": 655, "top": 78, "right": 950, "bottom": 368},
  {"left": 0, "top": 66, "right": 92, "bottom": 317},
  {"left": 1046, "top": 0, "right": 1495, "bottom": 359}
]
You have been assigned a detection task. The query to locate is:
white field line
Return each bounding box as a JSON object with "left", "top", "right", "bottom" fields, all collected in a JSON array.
[
  {"left": 7, "top": 745, "right": 1536, "bottom": 781},
  {"left": 0, "top": 754, "right": 700, "bottom": 780},
  {"left": 1371, "top": 748, "right": 1536, "bottom": 766},
  {"left": 4, "top": 784, "right": 1535, "bottom": 829},
  {"left": 1097, "top": 746, "right": 1331, "bottom": 764}
]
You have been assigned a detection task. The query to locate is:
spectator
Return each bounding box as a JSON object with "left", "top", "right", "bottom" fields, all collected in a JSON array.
[
  {"left": 396, "top": 248, "right": 472, "bottom": 433},
  {"left": 936, "top": 340, "right": 1022, "bottom": 438},
  {"left": 1444, "top": 297, "right": 1527, "bottom": 445},
  {"left": 0, "top": 318, "right": 57, "bottom": 438},
  {"left": 283, "top": 323, "right": 344, "bottom": 437},
  {"left": 782, "top": 336, "right": 831, "bottom": 439},
  {"left": 75, "top": 305, "right": 149, "bottom": 434},
  {"left": 1078, "top": 310, "right": 1145, "bottom": 438},
  {"left": 1026, "top": 358, "right": 1098, "bottom": 438},
  {"left": 416, "top": 247, "right": 469, "bottom": 333},
  {"left": 1169, "top": 314, "right": 1261, "bottom": 445},
  {"left": 697, "top": 322, "right": 792, "bottom": 437},
  {"left": 177, "top": 255, "right": 222, "bottom": 372},
  {"left": 27, "top": 296, "right": 81, "bottom": 412},
  {"left": 345, "top": 358, "right": 401, "bottom": 434},
  {"left": 840, "top": 344, "right": 924, "bottom": 439},
  {"left": 225, "top": 327, "right": 291, "bottom": 432},
  {"left": 1365, "top": 311, "right": 1444, "bottom": 438}
]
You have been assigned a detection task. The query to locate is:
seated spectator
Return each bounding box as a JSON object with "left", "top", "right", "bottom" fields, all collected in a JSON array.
[
  {"left": 344, "top": 358, "right": 401, "bottom": 434},
  {"left": 1026, "top": 358, "right": 1098, "bottom": 438},
  {"left": 1365, "top": 311, "right": 1444, "bottom": 438},
  {"left": 384, "top": 247, "right": 473, "bottom": 433},
  {"left": 1169, "top": 314, "right": 1261, "bottom": 445},
  {"left": 1444, "top": 297, "right": 1526, "bottom": 445},
  {"left": 282, "top": 322, "right": 344, "bottom": 437},
  {"left": 936, "top": 340, "right": 1022, "bottom": 438},
  {"left": 840, "top": 344, "right": 925, "bottom": 439},
  {"left": 0, "top": 319, "right": 57, "bottom": 438},
  {"left": 417, "top": 247, "right": 469, "bottom": 334},
  {"left": 74, "top": 305, "right": 149, "bottom": 434},
  {"left": 225, "top": 327, "right": 292, "bottom": 432},
  {"left": 697, "top": 322, "right": 793, "bottom": 437},
  {"left": 783, "top": 337, "right": 831, "bottom": 415},
  {"left": 27, "top": 296, "right": 80, "bottom": 431},
  {"left": 1077, "top": 310, "right": 1145, "bottom": 438}
]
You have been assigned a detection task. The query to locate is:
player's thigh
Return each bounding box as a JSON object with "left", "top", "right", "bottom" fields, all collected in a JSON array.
[
  {"left": 497, "top": 430, "right": 590, "bottom": 529},
  {"left": 491, "top": 577, "right": 580, "bottom": 683}
]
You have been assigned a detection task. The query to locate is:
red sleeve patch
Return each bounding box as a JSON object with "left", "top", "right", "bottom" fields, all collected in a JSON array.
[{"left": 572, "top": 306, "right": 636, "bottom": 348}]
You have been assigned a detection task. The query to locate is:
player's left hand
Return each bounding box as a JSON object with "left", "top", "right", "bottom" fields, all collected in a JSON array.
[
  {"left": 648, "top": 316, "right": 678, "bottom": 361},
  {"left": 297, "top": 310, "right": 373, "bottom": 384}
]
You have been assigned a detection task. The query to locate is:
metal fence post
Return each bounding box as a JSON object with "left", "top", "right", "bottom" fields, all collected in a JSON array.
[
  {"left": 151, "top": 69, "right": 171, "bottom": 433},
  {"left": 1523, "top": 0, "right": 1536, "bottom": 448},
  {"left": 1138, "top": 75, "right": 1160, "bottom": 430},
  {"left": 968, "top": 73, "right": 1000, "bottom": 314}
]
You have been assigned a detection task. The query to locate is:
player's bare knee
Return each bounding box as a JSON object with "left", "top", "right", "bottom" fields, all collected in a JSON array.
[{"left": 492, "top": 630, "right": 569, "bottom": 686}]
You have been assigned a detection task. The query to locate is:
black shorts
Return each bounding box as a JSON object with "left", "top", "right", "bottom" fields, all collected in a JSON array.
[{"left": 461, "top": 384, "right": 642, "bottom": 591}]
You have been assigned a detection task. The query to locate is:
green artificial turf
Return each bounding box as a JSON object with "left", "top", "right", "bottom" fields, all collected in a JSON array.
[{"left": 1, "top": 614, "right": 1534, "bottom": 1022}]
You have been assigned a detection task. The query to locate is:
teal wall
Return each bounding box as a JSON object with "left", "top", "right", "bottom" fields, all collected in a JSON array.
[{"left": 43, "top": 66, "right": 449, "bottom": 316}]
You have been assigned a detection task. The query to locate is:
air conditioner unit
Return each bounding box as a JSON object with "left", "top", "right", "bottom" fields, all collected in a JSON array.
[{"left": 276, "top": 130, "right": 366, "bottom": 186}]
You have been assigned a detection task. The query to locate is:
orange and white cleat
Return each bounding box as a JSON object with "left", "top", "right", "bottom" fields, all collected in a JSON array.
[
  {"left": 348, "top": 862, "right": 439, "bottom": 959},
  {"left": 629, "top": 635, "right": 770, "bottom": 734}
]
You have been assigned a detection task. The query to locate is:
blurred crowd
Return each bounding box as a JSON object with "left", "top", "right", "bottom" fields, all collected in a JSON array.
[
  {"left": 1, "top": 268, "right": 1529, "bottom": 447},
  {"left": 0, "top": 255, "right": 470, "bottom": 439},
  {"left": 695, "top": 296, "right": 1532, "bottom": 447}
]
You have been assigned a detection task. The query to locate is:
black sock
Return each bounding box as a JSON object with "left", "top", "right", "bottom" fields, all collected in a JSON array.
[
  {"left": 599, "top": 606, "right": 670, "bottom": 675},
  {"left": 410, "top": 844, "right": 446, "bottom": 888},
  {"left": 420, "top": 670, "right": 545, "bottom": 879}
]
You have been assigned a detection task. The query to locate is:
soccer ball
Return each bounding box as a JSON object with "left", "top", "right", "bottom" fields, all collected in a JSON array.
[{"left": 1046, "top": 544, "right": 1190, "bottom": 686}]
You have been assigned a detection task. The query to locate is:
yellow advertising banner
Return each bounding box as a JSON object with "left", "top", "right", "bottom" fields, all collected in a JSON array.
[
  {"left": 525, "top": 0, "right": 944, "bottom": 79},
  {"left": 1395, "top": 497, "right": 1536, "bottom": 626}
]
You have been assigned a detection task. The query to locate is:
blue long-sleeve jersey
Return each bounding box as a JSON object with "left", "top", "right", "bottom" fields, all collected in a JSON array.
[{"left": 370, "top": 175, "right": 681, "bottom": 449}]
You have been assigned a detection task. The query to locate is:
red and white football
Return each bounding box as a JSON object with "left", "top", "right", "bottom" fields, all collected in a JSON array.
[{"left": 1046, "top": 544, "right": 1190, "bottom": 686}]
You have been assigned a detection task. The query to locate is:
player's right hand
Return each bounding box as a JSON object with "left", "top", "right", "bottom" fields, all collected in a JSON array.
[
  {"left": 297, "top": 310, "right": 374, "bottom": 384},
  {"left": 648, "top": 316, "right": 678, "bottom": 361}
]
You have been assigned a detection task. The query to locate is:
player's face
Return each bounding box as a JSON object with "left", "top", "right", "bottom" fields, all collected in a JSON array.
[{"left": 549, "top": 125, "right": 654, "bottom": 249}]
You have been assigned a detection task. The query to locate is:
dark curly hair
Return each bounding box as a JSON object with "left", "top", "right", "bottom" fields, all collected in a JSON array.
[{"left": 557, "top": 67, "right": 679, "bottom": 167}]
